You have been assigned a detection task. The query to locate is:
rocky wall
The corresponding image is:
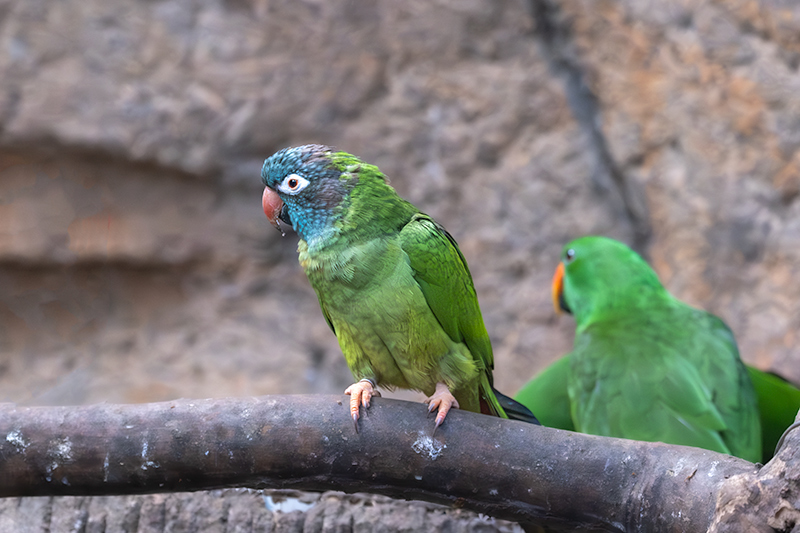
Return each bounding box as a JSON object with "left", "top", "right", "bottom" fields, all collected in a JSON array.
[{"left": 0, "top": 0, "right": 797, "bottom": 409}]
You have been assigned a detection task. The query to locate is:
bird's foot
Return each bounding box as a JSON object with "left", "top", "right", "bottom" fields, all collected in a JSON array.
[
  {"left": 344, "top": 378, "right": 380, "bottom": 432},
  {"left": 425, "top": 382, "right": 459, "bottom": 432}
]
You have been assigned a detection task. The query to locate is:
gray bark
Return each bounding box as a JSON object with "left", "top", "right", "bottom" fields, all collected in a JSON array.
[{"left": 2, "top": 395, "right": 796, "bottom": 531}]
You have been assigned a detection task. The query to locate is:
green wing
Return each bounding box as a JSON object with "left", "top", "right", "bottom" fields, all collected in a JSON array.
[
  {"left": 748, "top": 367, "right": 800, "bottom": 462},
  {"left": 516, "top": 346, "right": 744, "bottom": 456},
  {"left": 568, "top": 307, "right": 761, "bottom": 463},
  {"left": 398, "top": 213, "right": 503, "bottom": 416},
  {"left": 518, "top": 354, "right": 798, "bottom": 463},
  {"left": 514, "top": 355, "right": 574, "bottom": 430},
  {"left": 571, "top": 329, "right": 727, "bottom": 452}
]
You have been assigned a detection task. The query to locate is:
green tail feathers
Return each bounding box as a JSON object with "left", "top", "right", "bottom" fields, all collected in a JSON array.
[
  {"left": 514, "top": 356, "right": 574, "bottom": 431},
  {"left": 747, "top": 367, "right": 800, "bottom": 462}
]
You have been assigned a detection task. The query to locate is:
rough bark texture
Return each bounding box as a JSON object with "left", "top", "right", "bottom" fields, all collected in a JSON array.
[
  {"left": 709, "top": 415, "right": 800, "bottom": 532},
  {"left": 0, "top": 395, "right": 776, "bottom": 532}
]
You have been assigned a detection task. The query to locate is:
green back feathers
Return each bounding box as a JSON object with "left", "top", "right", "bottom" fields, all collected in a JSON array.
[
  {"left": 399, "top": 216, "right": 495, "bottom": 380},
  {"left": 325, "top": 151, "right": 495, "bottom": 378},
  {"left": 328, "top": 152, "right": 419, "bottom": 241},
  {"left": 518, "top": 355, "right": 800, "bottom": 463},
  {"left": 747, "top": 367, "right": 800, "bottom": 462}
]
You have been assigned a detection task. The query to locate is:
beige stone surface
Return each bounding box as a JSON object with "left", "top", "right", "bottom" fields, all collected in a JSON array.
[
  {"left": 559, "top": 0, "right": 800, "bottom": 378},
  {"left": 0, "top": 490, "right": 525, "bottom": 532},
  {"left": 0, "top": 0, "right": 797, "bottom": 412}
]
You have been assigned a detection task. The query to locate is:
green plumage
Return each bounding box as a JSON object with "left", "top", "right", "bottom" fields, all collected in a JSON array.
[
  {"left": 517, "top": 356, "right": 800, "bottom": 463},
  {"left": 262, "top": 146, "right": 511, "bottom": 419},
  {"left": 746, "top": 367, "right": 800, "bottom": 462},
  {"left": 516, "top": 236, "right": 764, "bottom": 462}
]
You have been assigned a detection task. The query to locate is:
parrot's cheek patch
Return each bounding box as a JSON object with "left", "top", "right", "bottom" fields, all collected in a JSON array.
[{"left": 262, "top": 187, "right": 284, "bottom": 227}]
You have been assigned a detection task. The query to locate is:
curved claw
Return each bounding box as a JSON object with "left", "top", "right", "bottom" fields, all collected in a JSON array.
[
  {"left": 424, "top": 382, "right": 459, "bottom": 433},
  {"left": 344, "top": 379, "right": 380, "bottom": 433}
]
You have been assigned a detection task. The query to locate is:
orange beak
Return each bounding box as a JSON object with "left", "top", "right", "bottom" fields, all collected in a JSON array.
[{"left": 552, "top": 262, "right": 565, "bottom": 315}]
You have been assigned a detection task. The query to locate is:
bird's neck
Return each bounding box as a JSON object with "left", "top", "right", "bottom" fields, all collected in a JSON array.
[
  {"left": 574, "top": 285, "right": 672, "bottom": 331},
  {"left": 300, "top": 182, "right": 418, "bottom": 252},
  {"left": 292, "top": 207, "right": 340, "bottom": 249}
]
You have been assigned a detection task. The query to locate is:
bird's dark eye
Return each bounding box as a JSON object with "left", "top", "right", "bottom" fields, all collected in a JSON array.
[
  {"left": 565, "top": 248, "right": 576, "bottom": 262},
  {"left": 288, "top": 178, "right": 299, "bottom": 189}
]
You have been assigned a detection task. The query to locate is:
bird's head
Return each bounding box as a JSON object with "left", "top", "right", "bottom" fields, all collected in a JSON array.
[
  {"left": 261, "top": 144, "right": 356, "bottom": 242},
  {"left": 552, "top": 236, "right": 664, "bottom": 321}
]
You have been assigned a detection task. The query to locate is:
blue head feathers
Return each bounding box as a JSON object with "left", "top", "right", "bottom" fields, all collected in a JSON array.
[{"left": 261, "top": 145, "right": 351, "bottom": 242}]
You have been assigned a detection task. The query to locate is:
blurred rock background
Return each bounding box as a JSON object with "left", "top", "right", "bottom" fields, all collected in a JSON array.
[{"left": 1, "top": 0, "right": 799, "bottom": 410}]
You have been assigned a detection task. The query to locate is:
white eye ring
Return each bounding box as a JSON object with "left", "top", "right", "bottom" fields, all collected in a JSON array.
[{"left": 277, "top": 173, "right": 310, "bottom": 195}]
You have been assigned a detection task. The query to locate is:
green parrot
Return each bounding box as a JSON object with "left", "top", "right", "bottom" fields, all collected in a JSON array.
[
  {"left": 516, "top": 236, "right": 766, "bottom": 462},
  {"left": 261, "top": 145, "right": 537, "bottom": 430}
]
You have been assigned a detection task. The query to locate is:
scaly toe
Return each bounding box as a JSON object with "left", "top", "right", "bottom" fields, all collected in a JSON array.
[
  {"left": 425, "top": 384, "right": 460, "bottom": 432},
  {"left": 344, "top": 379, "right": 378, "bottom": 432}
]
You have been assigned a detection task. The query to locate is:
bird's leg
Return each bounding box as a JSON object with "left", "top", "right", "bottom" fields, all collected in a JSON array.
[
  {"left": 425, "top": 382, "right": 460, "bottom": 431},
  {"left": 344, "top": 378, "right": 380, "bottom": 432}
]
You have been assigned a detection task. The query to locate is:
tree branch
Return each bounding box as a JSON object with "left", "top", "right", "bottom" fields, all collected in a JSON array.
[{"left": 0, "top": 395, "right": 794, "bottom": 532}]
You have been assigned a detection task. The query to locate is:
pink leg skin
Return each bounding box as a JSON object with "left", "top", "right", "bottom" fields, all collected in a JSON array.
[
  {"left": 425, "top": 382, "right": 460, "bottom": 430},
  {"left": 344, "top": 379, "right": 380, "bottom": 432}
]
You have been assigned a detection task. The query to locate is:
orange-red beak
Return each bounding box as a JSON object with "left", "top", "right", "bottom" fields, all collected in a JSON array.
[
  {"left": 262, "top": 187, "right": 284, "bottom": 228},
  {"left": 552, "top": 262, "right": 565, "bottom": 314}
]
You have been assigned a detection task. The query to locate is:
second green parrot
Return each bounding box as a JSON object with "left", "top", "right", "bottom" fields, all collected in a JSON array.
[{"left": 517, "top": 236, "right": 764, "bottom": 462}]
